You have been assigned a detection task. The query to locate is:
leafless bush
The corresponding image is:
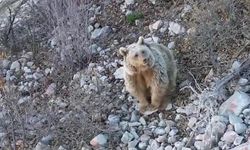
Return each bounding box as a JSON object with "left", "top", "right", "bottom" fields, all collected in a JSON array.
[{"left": 183, "top": 0, "right": 250, "bottom": 76}]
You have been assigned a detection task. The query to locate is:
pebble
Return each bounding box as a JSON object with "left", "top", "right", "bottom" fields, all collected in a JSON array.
[
  {"left": 221, "top": 131, "right": 238, "bottom": 144},
  {"left": 90, "top": 134, "right": 108, "bottom": 147},
  {"left": 138, "top": 142, "right": 147, "bottom": 149},
  {"left": 168, "top": 22, "right": 185, "bottom": 35},
  {"left": 10, "top": 60, "right": 21, "bottom": 72},
  {"left": 154, "top": 128, "right": 166, "bottom": 135},
  {"left": 128, "top": 140, "right": 139, "bottom": 148},
  {"left": 139, "top": 117, "right": 147, "bottom": 126},
  {"left": 188, "top": 117, "right": 197, "bottom": 128},
  {"left": 121, "top": 131, "right": 134, "bottom": 144},
  {"left": 140, "top": 134, "right": 150, "bottom": 142},
  {"left": 233, "top": 136, "right": 244, "bottom": 146}
]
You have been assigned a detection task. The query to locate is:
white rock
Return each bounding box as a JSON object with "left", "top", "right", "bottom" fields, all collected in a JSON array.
[
  {"left": 138, "top": 142, "right": 147, "bottom": 149},
  {"left": 211, "top": 115, "right": 229, "bottom": 124},
  {"left": 139, "top": 117, "right": 147, "bottom": 126},
  {"left": 34, "top": 142, "right": 50, "bottom": 150},
  {"left": 90, "top": 134, "right": 108, "bottom": 147},
  {"left": 231, "top": 61, "right": 241, "bottom": 72},
  {"left": 91, "top": 26, "right": 111, "bottom": 39},
  {"left": 238, "top": 78, "right": 248, "bottom": 86},
  {"left": 194, "top": 141, "right": 205, "bottom": 150},
  {"left": 230, "top": 142, "right": 250, "bottom": 150},
  {"left": 233, "top": 136, "right": 244, "bottom": 146},
  {"left": 125, "top": 0, "right": 135, "bottom": 5},
  {"left": 164, "top": 145, "right": 172, "bottom": 150},
  {"left": 2, "top": 59, "right": 10, "bottom": 69},
  {"left": 156, "top": 135, "right": 167, "bottom": 143},
  {"left": 221, "top": 131, "right": 238, "bottom": 144},
  {"left": 128, "top": 140, "right": 139, "bottom": 148},
  {"left": 121, "top": 131, "right": 134, "bottom": 144},
  {"left": 167, "top": 42, "right": 175, "bottom": 49},
  {"left": 188, "top": 117, "right": 197, "bottom": 128},
  {"left": 158, "top": 120, "right": 166, "bottom": 127},
  {"left": 23, "top": 67, "right": 32, "bottom": 73},
  {"left": 26, "top": 61, "right": 34, "bottom": 67},
  {"left": 168, "top": 22, "right": 185, "bottom": 35},
  {"left": 149, "top": 0, "right": 156, "bottom": 4},
  {"left": 167, "top": 136, "right": 176, "bottom": 144},
  {"left": 149, "top": 20, "right": 163, "bottom": 32},
  {"left": 219, "top": 91, "right": 250, "bottom": 116},
  {"left": 234, "top": 123, "right": 247, "bottom": 134},
  {"left": 174, "top": 141, "right": 184, "bottom": 150},
  {"left": 114, "top": 67, "right": 124, "bottom": 79},
  {"left": 148, "top": 140, "right": 160, "bottom": 150},
  {"left": 88, "top": 25, "right": 94, "bottom": 33},
  {"left": 154, "top": 128, "right": 166, "bottom": 135},
  {"left": 108, "top": 114, "right": 120, "bottom": 125},
  {"left": 45, "top": 83, "right": 56, "bottom": 96},
  {"left": 10, "top": 61, "right": 21, "bottom": 72},
  {"left": 140, "top": 134, "right": 150, "bottom": 142}
]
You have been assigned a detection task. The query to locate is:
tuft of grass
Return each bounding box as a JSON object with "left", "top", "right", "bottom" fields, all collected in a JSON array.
[{"left": 126, "top": 12, "right": 144, "bottom": 25}]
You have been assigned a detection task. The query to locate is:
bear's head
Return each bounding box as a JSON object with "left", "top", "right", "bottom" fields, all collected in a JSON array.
[{"left": 119, "top": 37, "right": 155, "bottom": 72}]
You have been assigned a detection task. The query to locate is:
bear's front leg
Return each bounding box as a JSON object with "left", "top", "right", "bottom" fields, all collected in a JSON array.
[
  {"left": 151, "top": 87, "right": 167, "bottom": 110},
  {"left": 124, "top": 73, "right": 149, "bottom": 113}
]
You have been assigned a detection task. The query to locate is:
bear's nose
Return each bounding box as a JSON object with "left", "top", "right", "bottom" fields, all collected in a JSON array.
[{"left": 143, "top": 58, "right": 147, "bottom": 64}]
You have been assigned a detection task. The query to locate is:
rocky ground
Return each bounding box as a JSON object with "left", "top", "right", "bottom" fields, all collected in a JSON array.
[{"left": 0, "top": 0, "right": 250, "bottom": 150}]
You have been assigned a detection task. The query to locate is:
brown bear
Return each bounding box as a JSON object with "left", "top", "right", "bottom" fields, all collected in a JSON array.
[{"left": 119, "top": 36, "right": 177, "bottom": 114}]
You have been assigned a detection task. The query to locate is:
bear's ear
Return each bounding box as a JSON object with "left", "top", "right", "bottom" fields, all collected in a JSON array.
[
  {"left": 119, "top": 47, "right": 128, "bottom": 56},
  {"left": 137, "top": 36, "right": 144, "bottom": 45}
]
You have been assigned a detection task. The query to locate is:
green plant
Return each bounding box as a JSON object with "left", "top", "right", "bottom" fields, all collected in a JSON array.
[{"left": 126, "top": 12, "right": 144, "bottom": 25}]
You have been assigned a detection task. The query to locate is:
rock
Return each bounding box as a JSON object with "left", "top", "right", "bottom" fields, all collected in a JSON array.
[
  {"left": 221, "top": 131, "right": 238, "bottom": 144},
  {"left": 167, "top": 136, "right": 176, "bottom": 144},
  {"left": 168, "top": 22, "right": 185, "bottom": 35},
  {"left": 219, "top": 91, "right": 250, "bottom": 116},
  {"left": 211, "top": 121, "right": 227, "bottom": 137},
  {"left": 167, "top": 42, "right": 175, "bottom": 49},
  {"left": 90, "top": 134, "right": 108, "bottom": 147},
  {"left": 33, "top": 72, "right": 43, "bottom": 80},
  {"left": 182, "top": 148, "right": 191, "bottom": 150},
  {"left": 91, "top": 26, "right": 112, "bottom": 39},
  {"left": 154, "top": 128, "right": 166, "bottom": 135},
  {"left": 45, "top": 83, "right": 56, "bottom": 96},
  {"left": 148, "top": 140, "right": 160, "bottom": 150},
  {"left": 230, "top": 142, "right": 250, "bottom": 150},
  {"left": 138, "top": 142, "right": 147, "bottom": 149},
  {"left": 128, "top": 140, "right": 139, "bottom": 148},
  {"left": 125, "top": 0, "right": 135, "bottom": 5},
  {"left": 238, "top": 78, "right": 248, "bottom": 86},
  {"left": 194, "top": 141, "right": 205, "bottom": 150},
  {"left": 164, "top": 145, "right": 172, "bottom": 150},
  {"left": 188, "top": 117, "right": 197, "bottom": 128},
  {"left": 2, "top": 59, "right": 10, "bottom": 69},
  {"left": 34, "top": 142, "right": 50, "bottom": 150},
  {"left": 229, "top": 113, "right": 243, "bottom": 124},
  {"left": 88, "top": 25, "right": 94, "bottom": 33},
  {"left": 139, "top": 117, "right": 147, "bottom": 126},
  {"left": 10, "top": 61, "right": 21, "bottom": 72},
  {"left": 174, "top": 141, "right": 184, "bottom": 150},
  {"left": 58, "top": 146, "right": 67, "bottom": 150},
  {"left": 130, "top": 110, "right": 139, "bottom": 122},
  {"left": 234, "top": 136, "right": 244, "bottom": 146},
  {"left": 234, "top": 123, "right": 247, "bottom": 134},
  {"left": 165, "top": 103, "right": 172, "bottom": 111},
  {"left": 158, "top": 120, "right": 166, "bottom": 127},
  {"left": 140, "top": 134, "right": 150, "bottom": 142},
  {"left": 149, "top": 20, "right": 163, "bottom": 32},
  {"left": 114, "top": 67, "right": 124, "bottom": 79},
  {"left": 211, "top": 115, "right": 229, "bottom": 124},
  {"left": 156, "top": 135, "right": 167, "bottom": 143},
  {"left": 121, "top": 131, "right": 134, "bottom": 144},
  {"left": 231, "top": 61, "right": 241, "bottom": 72},
  {"left": 41, "top": 134, "right": 54, "bottom": 145},
  {"left": 169, "top": 128, "right": 178, "bottom": 136},
  {"left": 149, "top": 0, "right": 156, "bottom": 4},
  {"left": 108, "top": 114, "right": 120, "bottom": 125}
]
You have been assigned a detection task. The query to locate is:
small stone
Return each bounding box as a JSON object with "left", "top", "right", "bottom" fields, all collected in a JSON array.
[
  {"left": 175, "top": 114, "right": 181, "bottom": 121},
  {"left": 233, "top": 136, "right": 244, "bottom": 146},
  {"left": 181, "top": 148, "right": 191, "bottom": 150},
  {"left": 140, "top": 134, "right": 150, "bottom": 142},
  {"left": 211, "top": 115, "right": 229, "bottom": 124},
  {"left": 139, "top": 117, "right": 147, "bottom": 126},
  {"left": 174, "top": 141, "right": 184, "bottom": 150},
  {"left": 194, "top": 141, "right": 205, "bottom": 150},
  {"left": 150, "top": 20, "right": 163, "bottom": 32},
  {"left": 90, "top": 134, "right": 108, "bottom": 147},
  {"left": 149, "top": 140, "right": 160, "bottom": 149},
  {"left": 234, "top": 123, "right": 247, "bottom": 134},
  {"left": 242, "top": 108, "right": 250, "bottom": 116},
  {"left": 10, "top": 61, "right": 21, "bottom": 72},
  {"left": 164, "top": 126, "right": 170, "bottom": 134},
  {"left": 158, "top": 120, "right": 166, "bottom": 127},
  {"left": 128, "top": 140, "right": 139, "bottom": 148},
  {"left": 58, "top": 146, "right": 67, "bottom": 150},
  {"left": 121, "top": 131, "right": 134, "bottom": 144},
  {"left": 125, "top": 0, "right": 135, "bottom": 5},
  {"left": 91, "top": 26, "right": 112, "bottom": 39},
  {"left": 130, "top": 111, "right": 139, "bottom": 122},
  {"left": 138, "top": 142, "right": 147, "bottom": 149},
  {"left": 219, "top": 91, "right": 250, "bottom": 116},
  {"left": 156, "top": 135, "right": 167, "bottom": 143},
  {"left": 34, "top": 142, "right": 50, "bottom": 150},
  {"left": 164, "top": 145, "right": 172, "bottom": 150},
  {"left": 45, "top": 83, "right": 56, "bottom": 96},
  {"left": 168, "top": 22, "right": 185, "bottom": 35},
  {"left": 229, "top": 113, "right": 244, "bottom": 125},
  {"left": 230, "top": 142, "right": 250, "bottom": 150},
  {"left": 114, "top": 67, "right": 124, "bottom": 79},
  {"left": 88, "top": 25, "right": 94, "bottom": 33},
  {"left": 221, "top": 131, "right": 238, "bottom": 144},
  {"left": 41, "top": 134, "right": 54, "bottom": 145},
  {"left": 167, "top": 136, "right": 176, "bottom": 144},
  {"left": 188, "top": 117, "right": 197, "bottom": 128},
  {"left": 169, "top": 128, "right": 178, "bottom": 136},
  {"left": 238, "top": 78, "right": 248, "bottom": 86},
  {"left": 2, "top": 59, "right": 10, "bottom": 69},
  {"left": 231, "top": 61, "right": 241, "bottom": 72},
  {"left": 149, "top": 0, "right": 156, "bottom": 5},
  {"left": 167, "top": 42, "right": 175, "bottom": 49},
  {"left": 108, "top": 114, "right": 120, "bottom": 125},
  {"left": 154, "top": 128, "right": 166, "bottom": 135}
]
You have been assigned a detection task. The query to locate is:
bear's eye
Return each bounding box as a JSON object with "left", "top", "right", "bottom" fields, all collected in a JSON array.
[{"left": 141, "top": 50, "right": 145, "bottom": 54}]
